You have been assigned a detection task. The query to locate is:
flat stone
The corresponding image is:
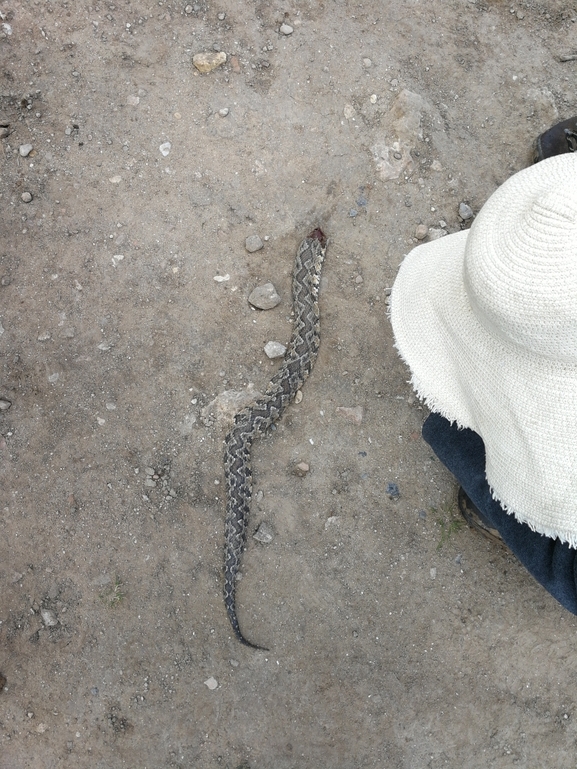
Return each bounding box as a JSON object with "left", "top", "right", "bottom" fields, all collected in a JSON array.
[
  {"left": 248, "top": 282, "right": 281, "bottom": 310},
  {"left": 415, "top": 223, "right": 428, "bottom": 240},
  {"left": 279, "top": 23, "right": 293, "bottom": 35},
  {"left": 264, "top": 341, "right": 286, "bottom": 359},
  {"left": 428, "top": 227, "right": 448, "bottom": 240},
  {"left": 245, "top": 234, "right": 264, "bottom": 253},
  {"left": 292, "top": 461, "right": 310, "bottom": 477},
  {"left": 19, "top": 143, "right": 33, "bottom": 157},
  {"left": 193, "top": 51, "right": 227, "bottom": 73},
  {"left": 40, "top": 609, "right": 58, "bottom": 627},
  {"left": 253, "top": 522, "right": 274, "bottom": 543},
  {"left": 335, "top": 406, "right": 364, "bottom": 425}
]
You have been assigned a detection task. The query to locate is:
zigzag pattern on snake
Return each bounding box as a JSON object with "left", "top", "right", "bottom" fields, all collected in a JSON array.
[{"left": 223, "top": 228, "right": 327, "bottom": 649}]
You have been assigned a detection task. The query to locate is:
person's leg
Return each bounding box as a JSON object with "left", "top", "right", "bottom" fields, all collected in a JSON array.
[{"left": 422, "top": 412, "right": 577, "bottom": 614}]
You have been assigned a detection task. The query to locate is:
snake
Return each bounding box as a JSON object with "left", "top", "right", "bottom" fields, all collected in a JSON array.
[{"left": 223, "top": 228, "right": 327, "bottom": 649}]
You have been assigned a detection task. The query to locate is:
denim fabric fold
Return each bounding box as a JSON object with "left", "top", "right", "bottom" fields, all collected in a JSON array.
[{"left": 422, "top": 412, "right": 577, "bottom": 615}]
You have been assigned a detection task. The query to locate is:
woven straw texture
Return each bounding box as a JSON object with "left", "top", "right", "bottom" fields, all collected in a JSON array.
[{"left": 390, "top": 154, "right": 577, "bottom": 546}]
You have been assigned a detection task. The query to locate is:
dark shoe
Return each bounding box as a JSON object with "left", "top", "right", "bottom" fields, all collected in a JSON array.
[
  {"left": 534, "top": 116, "right": 577, "bottom": 162},
  {"left": 458, "top": 487, "right": 505, "bottom": 546}
]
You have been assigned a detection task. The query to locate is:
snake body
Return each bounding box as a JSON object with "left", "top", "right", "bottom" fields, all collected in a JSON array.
[{"left": 223, "top": 228, "right": 327, "bottom": 649}]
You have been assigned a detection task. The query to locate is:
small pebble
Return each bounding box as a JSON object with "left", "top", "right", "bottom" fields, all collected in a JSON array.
[
  {"left": 145, "top": 466, "right": 155, "bottom": 476},
  {"left": 40, "top": 609, "right": 58, "bottom": 627},
  {"left": 428, "top": 227, "right": 448, "bottom": 240},
  {"left": 159, "top": 141, "right": 171, "bottom": 157},
  {"left": 21, "top": 192, "right": 33, "bottom": 203},
  {"left": 355, "top": 275, "right": 363, "bottom": 284},
  {"left": 218, "top": 107, "right": 229, "bottom": 117},
  {"left": 264, "top": 341, "right": 286, "bottom": 359},
  {"left": 204, "top": 677, "right": 218, "bottom": 690},
  {"left": 430, "top": 567, "right": 437, "bottom": 579},
  {"left": 362, "top": 57, "right": 372, "bottom": 68},
  {"left": 349, "top": 208, "right": 358, "bottom": 218},
  {"left": 0, "top": 399, "right": 11, "bottom": 411},
  {"left": 370, "top": 94, "right": 377, "bottom": 104},
  {"left": 193, "top": 51, "right": 227, "bottom": 73},
  {"left": 293, "top": 461, "right": 310, "bottom": 477},
  {"left": 144, "top": 478, "right": 156, "bottom": 488},
  {"left": 248, "top": 282, "right": 281, "bottom": 310},
  {"left": 458, "top": 202, "right": 474, "bottom": 221},
  {"left": 218, "top": 12, "right": 226, "bottom": 20},
  {"left": 343, "top": 104, "right": 356, "bottom": 120},
  {"left": 245, "top": 234, "right": 264, "bottom": 253},
  {"left": 19, "top": 143, "right": 33, "bottom": 157},
  {"left": 386, "top": 482, "right": 400, "bottom": 500},
  {"left": 253, "top": 522, "right": 274, "bottom": 544},
  {"left": 185, "top": 5, "right": 193, "bottom": 13},
  {"left": 415, "top": 224, "right": 428, "bottom": 240},
  {"left": 279, "top": 23, "right": 293, "bottom": 35}
]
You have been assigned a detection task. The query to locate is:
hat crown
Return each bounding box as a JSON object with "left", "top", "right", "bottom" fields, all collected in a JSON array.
[{"left": 464, "top": 175, "right": 577, "bottom": 362}]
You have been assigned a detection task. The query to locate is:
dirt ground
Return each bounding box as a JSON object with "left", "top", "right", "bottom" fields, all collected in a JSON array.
[{"left": 3, "top": 1, "right": 577, "bottom": 767}]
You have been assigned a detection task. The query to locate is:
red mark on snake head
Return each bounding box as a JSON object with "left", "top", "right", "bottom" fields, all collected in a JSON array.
[{"left": 307, "top": 228, "right": 327, "bottom": 247}]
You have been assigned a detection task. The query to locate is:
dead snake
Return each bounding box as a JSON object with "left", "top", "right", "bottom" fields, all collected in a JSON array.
[{"left": 223, "top": 228, "right": 327, "bottom": 649}]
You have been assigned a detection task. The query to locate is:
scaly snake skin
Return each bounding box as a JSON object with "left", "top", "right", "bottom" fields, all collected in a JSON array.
[{"left": 223, "top": 228, "right": 327, "bottom": 649}]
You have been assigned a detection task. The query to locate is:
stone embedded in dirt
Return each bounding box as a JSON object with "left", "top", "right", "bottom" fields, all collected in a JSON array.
[
  {"left": 19, "top": 143, "right": 33, "bottom": 157},
  {"left": 21, "top": 192, "right": 33, "bottom": 203},
  {"left": 201, "top": 384, "right": 264, "bottom": 426},
  {"left": 264, "top": 341, "right": 286, "bottom": 359},
  {"left": 204, "top": 677, "right": 218, "bottom": 689},
  {"left": 428, "top": 227, "right": 448, "bottom": 240},
  {"left": 245, "top": 234, "right": 264, "bottom": 253},
  {"left": 336, "top": 406, "right": 364, "bottom": 425},
  {"left": 159, "top": 141, "right": 171, "bottom": 157},
  {"left": 458, "top": 202, "right": 474, "bottom": 220},
  {"left": 218, "top": 107, "right": 229, "bottom": 117},
  {"left": 253, "top": 521, "right": 274, "bottom": 543},
  {"left": 415, "top": 223, "right": 428, "bottom": 240},
  {"left": 386, "top": 482, "right": 400, "bottom": 500},
  {"left": 0, "top": 398, "right": 11, "bottom": 411},
  {"left": 193, "top": 51, "right": 227, "bottom": 73},
  {"left": 41, "top": 609, "right": 58, "bottom": 627},
  {"left": 279, "top": 23, "right": 294, "bottom": 35},
  {"left": 362, "top": 57, "right": 372, "bottom": 67},
  {"left": 248, "top": 282, "right": 281, "bottom": 309},
  {"left": 292, "top": 461, "right": 310, "bottom": 477}
]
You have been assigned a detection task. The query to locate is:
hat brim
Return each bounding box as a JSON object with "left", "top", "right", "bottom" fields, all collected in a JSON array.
[{"left": 390, "top": 228, "right": 577, "bottom": 545}]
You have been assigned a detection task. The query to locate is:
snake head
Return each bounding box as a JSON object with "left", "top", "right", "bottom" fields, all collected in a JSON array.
[{"left": 307, "top": 228, "right": 327, "bottom": 247}]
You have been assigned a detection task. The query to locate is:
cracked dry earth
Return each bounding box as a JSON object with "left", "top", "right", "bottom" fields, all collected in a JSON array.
[{"left": 2, "top": 1, "right": 577, "bottom": 768}]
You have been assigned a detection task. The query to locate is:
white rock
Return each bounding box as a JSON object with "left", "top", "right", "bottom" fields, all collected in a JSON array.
[
  {"left": 159, "top": 142, "right": 171, "bottom": 157},
  {"left": 264, "top": 341, "right": 286, "bottom": 359},
  {"left": 204, "top": 677, "right": 218, "bottom": 690},
  {"left": 245, "top": 234, "right": 264, "bottom": 253},
  {"left": 279, "top": 23, "right": 293, "bottom": 35},
  {"left": 248, "top": 283, "right": 281, "bottom": 310},
  {"left": 19, "top": 144, "right": 33, "bottom": 157},
  {"left": 41, "top": 609, "right": 58, "bottom": 627}
]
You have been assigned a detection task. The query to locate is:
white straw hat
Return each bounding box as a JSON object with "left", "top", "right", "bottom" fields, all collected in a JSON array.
[{"left": 390, "top": 154, "right": 577, "bottom": 546}]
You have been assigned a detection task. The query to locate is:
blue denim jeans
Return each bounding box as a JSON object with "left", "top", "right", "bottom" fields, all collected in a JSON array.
[{"left": 422, "top": 412, "right": 577, "bottom": 615}]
